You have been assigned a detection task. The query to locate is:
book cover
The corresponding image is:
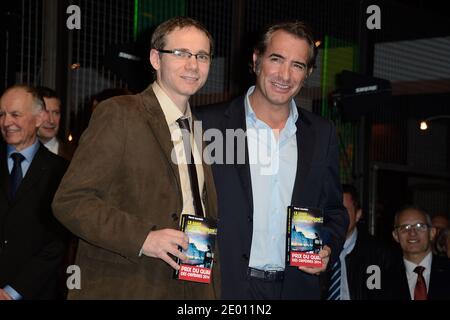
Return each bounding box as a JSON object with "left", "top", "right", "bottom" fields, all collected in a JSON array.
[
  {"left": 174, "top": 214, "right": 217, "bottom": 284},
  {"left": 286, "top": 206, "right": 323, "bottom": 268}
]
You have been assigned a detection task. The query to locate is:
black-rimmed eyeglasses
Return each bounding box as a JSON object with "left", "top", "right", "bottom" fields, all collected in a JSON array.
[{"left": 157, "top": 49, "right": 212, "bottom": 63}]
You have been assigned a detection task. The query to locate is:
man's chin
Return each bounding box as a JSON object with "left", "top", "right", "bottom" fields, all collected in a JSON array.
[{"left": 39, "top": 130, "right": 56, "bottom": 139}]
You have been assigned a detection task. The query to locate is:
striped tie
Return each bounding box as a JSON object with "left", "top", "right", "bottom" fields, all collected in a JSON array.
[{"left": 327, "top": 259, "right": 341, "bottom": 300}]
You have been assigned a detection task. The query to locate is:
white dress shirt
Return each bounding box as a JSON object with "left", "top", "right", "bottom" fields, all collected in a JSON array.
[
  {"left": 403, "top": 251, "right": 432, "bottom": 299},
  {"left": 43, "top": 137, "right": 59, "bottom": 155},
  {"left": 152, "top": 82, "right": 205, "bottom": 218}
]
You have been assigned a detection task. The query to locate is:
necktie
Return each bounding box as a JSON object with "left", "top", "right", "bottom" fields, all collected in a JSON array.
[
  {"left": 327, "top": 259, "right": 341, "bottom": 300},
  {"left": 176, "top": 117, "right": 204, "bottom": 217},
  {"left": 414, "top": 266, "right": 427, "bottom": 300},
  {"left": 10, "top": 152, "right": 25, "bottom": 198}
]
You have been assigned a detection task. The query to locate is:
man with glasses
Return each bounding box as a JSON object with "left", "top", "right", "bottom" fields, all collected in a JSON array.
[
  {"left": 52, "top": 16, "right": 219, "bottom": 299},
  {"left": 385, "top": 206, "right": 450, "bottom": 299}
]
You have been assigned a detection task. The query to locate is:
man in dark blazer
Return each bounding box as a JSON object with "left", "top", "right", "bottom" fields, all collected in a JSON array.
[
  {"left": 323, "top": 184, "right": 394, "bottom": 300},
  {"left": 383, "top": 206, "right": 450, "bottom": 300},
  {"left": 36, "top": 86, "right": 75, "bottom": 161},
  {"left": 52, "top": 17, "right": 220, "bottom": 299},
  {"left": 196, "top": 21, "right": 348, "bottom": 299},
  {"left": 0, "top": 85, "right": 68, "bottom": 300}
]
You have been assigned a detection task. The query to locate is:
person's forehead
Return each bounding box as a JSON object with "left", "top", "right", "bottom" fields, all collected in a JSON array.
[
  {"left": 398, "top": 209, "right": 427, "bottom": 224},
  {"left": 165, "top": 26, "right": 210, "bottom": 48},
  {"left": 43, "top": 97, "right": 61, "bottom": 110},
  {"left": 267, "top": 30, "right": 309, "bottom": 52},
  {"left": 432, "top": 216, "right": 449, "bottom": 225},
  {"left": 1, "top": 88, "right": 32, "bottom": 110}
]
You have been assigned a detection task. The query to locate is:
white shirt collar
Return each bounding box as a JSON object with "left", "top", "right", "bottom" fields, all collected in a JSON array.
[
  {"left": 42, "top": 137, "right": 59, "bottom": 155},
  {"left": 403, "top": 251, "right": 433, "bottom": 298},
  {"left": 404, "top": 251, "right": 432, "bottom": 274}
]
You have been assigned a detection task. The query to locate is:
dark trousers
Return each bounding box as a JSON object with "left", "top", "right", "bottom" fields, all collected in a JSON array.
[{"left": 248, "top": 277, "right": 283, "bottom": 300}]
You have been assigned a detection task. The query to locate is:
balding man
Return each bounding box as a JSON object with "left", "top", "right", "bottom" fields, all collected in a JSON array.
[
  {"left": 0, "top": 85, "right": 68, "bottom": 300},
  {"left": 384, "top": 206, "right": 450, "bottom": 300}
]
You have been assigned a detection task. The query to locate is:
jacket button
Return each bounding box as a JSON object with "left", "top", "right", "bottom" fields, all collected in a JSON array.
[
  {"left": 242, "top": 254, "right": 249, "bottom": 260},
  {"left": 247, "top": 216, "right": 253, "bottom": 222},
  {"left": 4, "top": 240, "right": 7, "bottom": 244}
]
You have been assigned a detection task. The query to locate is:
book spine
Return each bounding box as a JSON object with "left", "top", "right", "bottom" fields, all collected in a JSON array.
[{"left": 286, "top": 206, "right": 292, "bottom": 264}]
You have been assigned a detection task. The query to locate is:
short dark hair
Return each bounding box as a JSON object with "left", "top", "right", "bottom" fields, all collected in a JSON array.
[
  {"left": 35, "top": 86, "right": 59, "bottom": 99},
  {"left": 151, "top": 16, "right": 214, "bottom": 55},
  {"left": 254, "top": 21, "right": 317, "bottom": 71},
  {"left": 342, "top": 184, "right": 360, "bottom": 210}
]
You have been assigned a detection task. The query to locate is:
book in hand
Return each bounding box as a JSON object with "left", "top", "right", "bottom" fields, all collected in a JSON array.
[
  {"left": 174, "top": 214, "right": 217, "bottom": 284},
  {"left": 286, "top": 206, "right": 323, "bottom": 268}
]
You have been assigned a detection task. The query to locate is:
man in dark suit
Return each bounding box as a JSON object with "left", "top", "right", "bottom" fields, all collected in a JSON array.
[
  {"left": 385, "top": 206, "right": 450, "bottom": 300},
  {"left": 196, "top": 21, "right": 348, "bottom": 299},
  {"left": 324, "top": 184, "right": 393, "bottom": 300},
  {"left": 52, "top": 17, "right": 220, "bottom": 299},
  {"left": 0, "top": 85, "right": 68, "bottom": 300},
  {"left": 36, "top": 86, "right": 75, "bottom": 161}
]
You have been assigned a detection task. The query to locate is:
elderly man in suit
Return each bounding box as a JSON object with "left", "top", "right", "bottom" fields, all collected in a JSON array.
[
  {"left": 384, "top": 206, "right": 450, "bottom": 300},
  {"left": 36, "top": 86, "right": 75, "bottom": 161},
  {"left": 52, "top": 16, "right": 219, "bottom": 299},
  {"left": 0, "top": 85, "right": 68, "bottom": 300},
  {"left": 196, "top": 21, "right": 348, "bottom": 299}
]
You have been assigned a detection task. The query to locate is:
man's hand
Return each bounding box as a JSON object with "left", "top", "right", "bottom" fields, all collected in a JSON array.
[
  {"left": 141, "top": 229, "right": 189, "bottom": 270},
  {"left": 0, "top": 289, "right": 13, "bottom": 300},
  {"left": 298, "top": 245, "right": 331, "bottom": 275}
]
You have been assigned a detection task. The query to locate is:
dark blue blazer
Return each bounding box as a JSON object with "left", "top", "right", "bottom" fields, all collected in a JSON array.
[
  {"left": 0, "top": 142, "right": 68, "bottom": 299},
  {"left": 196, "top": 95, "right": 348, "bottom": 299}
]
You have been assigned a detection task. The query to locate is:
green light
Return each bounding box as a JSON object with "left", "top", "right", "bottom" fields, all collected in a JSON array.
[{"left": 133, "top": 0, "right": 139, "bottom": 41}]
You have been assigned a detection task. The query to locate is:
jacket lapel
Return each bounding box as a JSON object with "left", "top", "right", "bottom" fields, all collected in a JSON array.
[
  {"left": 290, "top": 109, "right": 315, "bottom": 206},
  {"left": 224, "top": 96, "right": 253, "bottom": 214},
  {"left": 11, "top": 144, "right": 47, "bottom": 203},
  {"left": 428, "top": 255, "right": 446, "bottom": 299},
  {"left": 138, "top": 86, "right": 182, "bottom": 206}
]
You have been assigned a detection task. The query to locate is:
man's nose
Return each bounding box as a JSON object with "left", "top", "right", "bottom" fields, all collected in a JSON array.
[
  {"left": 48, "top": 112, "right": 55, "bottom": 123},
  {"left": 279, "top": 63, "right": 290, "bottom": 81},
  {"left": 185, "top": 55, "right": 199, "bottom": 70}
]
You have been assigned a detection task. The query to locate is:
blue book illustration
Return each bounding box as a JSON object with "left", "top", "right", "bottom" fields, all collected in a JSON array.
[{"left": 286, "top": 206, "right": 323, "bottom": 267}]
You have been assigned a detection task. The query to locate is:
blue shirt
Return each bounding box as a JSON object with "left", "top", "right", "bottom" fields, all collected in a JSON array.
[
  {"left": 7, "top": 139, "right": 40, "bottom": 176},
  {"left": 4, "top": 139, "right": 40, "bottom": 300},
  {"left": 245, "top": 86, "right": 298, "bottom": 271},
  {"left": 339, "top": 228, "right": 358, "bottom": 300}
]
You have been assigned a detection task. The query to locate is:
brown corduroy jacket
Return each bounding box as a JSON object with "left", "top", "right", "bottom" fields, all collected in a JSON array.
[{"left": 52, "top": 85, "right": 220, "bottom": 299}]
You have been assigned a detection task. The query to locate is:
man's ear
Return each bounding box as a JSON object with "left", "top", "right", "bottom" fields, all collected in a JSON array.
[
  {"left": 392, "top": 230, "right": 399, "bottom": 243},
  {"left": 252, "top": 52, "right": 259, "bottom": 74},
  {"left": 430, "top": 226, "right": 437, "bottom": 241},
  {"left": 150, "top": 49, "right": 161, "bottom": 71},
  {"left": 355, "top": 208, "right": 362, "bottom": 223}
]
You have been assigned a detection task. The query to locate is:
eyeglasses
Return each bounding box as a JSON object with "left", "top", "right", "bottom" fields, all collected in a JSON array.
[
  {"left": 395, "top": 223, "right": 429, "bottom": 233},
  {"left": 157, "top": 49, "right": 212, "bottom": 63}
]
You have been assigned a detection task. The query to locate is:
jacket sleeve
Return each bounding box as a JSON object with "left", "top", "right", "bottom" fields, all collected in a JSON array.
[
  {"left": 321, "top": 123, "right": 348, "bottom": 265},
  {"left": 52, "top": 100, "right": 152, "bottom": 263}
]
